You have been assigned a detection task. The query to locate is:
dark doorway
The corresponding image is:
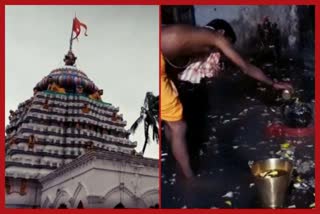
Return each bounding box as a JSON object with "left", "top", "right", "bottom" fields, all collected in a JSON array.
[
  {"left": 114, "top": 202, "right": 125, "bottom": 208},
  {"left": 150, "top": 203, "right": 159, "bottom": 208},
  {"left": 77, "top": 201, "right": 84, "bottom": 209},
  {"left": 58, "top": 203, "right": 67, "bottom": 209}
]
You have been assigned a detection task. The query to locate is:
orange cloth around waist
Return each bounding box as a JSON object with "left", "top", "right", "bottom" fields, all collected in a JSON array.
[{"left": 160, "top": 54, "right": 183, "bottom": 121}]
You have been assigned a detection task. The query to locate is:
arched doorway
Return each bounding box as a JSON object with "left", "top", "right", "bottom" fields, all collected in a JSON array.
[
  {"left": 58, "top": 203, "right": 67, "bottom": 209},
  {"left": 77, "top": 201, "right": 84, "bottom": 209},
  {"left": 149, "top": 203, "right": 159, "bottom": 208},
  {"left": 114, "top": 202, "right": 125, "bottom": 208}
]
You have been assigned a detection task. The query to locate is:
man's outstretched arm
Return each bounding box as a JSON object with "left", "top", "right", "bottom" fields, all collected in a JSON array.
[
  {"left": 209, "top": 30, "right": 293, "bottom": 91},
  {"left": 161, "top": 25, "right": 293, "bottom": 91}
]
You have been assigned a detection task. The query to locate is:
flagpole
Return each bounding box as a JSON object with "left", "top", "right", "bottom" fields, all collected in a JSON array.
[{"left": 69, "top": 17, "right": 74, "bottom": 51}]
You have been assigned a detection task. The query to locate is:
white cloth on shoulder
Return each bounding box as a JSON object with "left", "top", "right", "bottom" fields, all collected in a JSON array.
[{"left": 178, "top": 52, "right": 221, "bottom": 84}]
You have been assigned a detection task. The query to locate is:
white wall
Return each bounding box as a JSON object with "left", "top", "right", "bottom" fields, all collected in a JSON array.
[
  {"left": 40, "top": 157, "right": 158, "bottom": 208},
  {"left": 194, "top": 5, "right": 300, "bottom": 55}
]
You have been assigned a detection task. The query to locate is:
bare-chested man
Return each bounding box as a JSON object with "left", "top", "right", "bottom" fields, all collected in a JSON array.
[{"left": 161, "top": 19, "right": 293, "bottom": 179}]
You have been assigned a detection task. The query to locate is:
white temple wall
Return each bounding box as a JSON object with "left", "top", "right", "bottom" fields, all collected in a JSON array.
[
  {"left": 40, "top": 157, "right": 158, "bottom": 208},
  {"left": 6, "top": 166, "right": 53, "bottom": 179}
]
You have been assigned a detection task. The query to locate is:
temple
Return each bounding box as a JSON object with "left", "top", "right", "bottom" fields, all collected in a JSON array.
[{"left": 5, "top": 51, "right": 159, "bottom": 208}]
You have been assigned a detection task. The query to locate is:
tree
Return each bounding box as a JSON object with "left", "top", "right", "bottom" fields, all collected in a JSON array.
[{"left": 130, "top": 92, "right": 159, "bottom": 155}]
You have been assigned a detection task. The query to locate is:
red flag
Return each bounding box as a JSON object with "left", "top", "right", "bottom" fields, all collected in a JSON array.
[{"left": 72, "top": 17, "right": 88, "bottom": 40}]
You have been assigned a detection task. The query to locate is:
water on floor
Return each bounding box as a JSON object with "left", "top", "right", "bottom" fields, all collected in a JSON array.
[{"left": 161, "top": 59, "right": 315, "bottom": 208}]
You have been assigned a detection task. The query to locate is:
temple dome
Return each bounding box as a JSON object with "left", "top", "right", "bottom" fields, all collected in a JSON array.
[{"left": 34, "top": 66, "right": 99, "bottom": 94}]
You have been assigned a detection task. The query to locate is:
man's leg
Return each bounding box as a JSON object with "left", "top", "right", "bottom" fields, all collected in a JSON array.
[{"left": 165, "top": 120, "right": 194, "bottom": 179}]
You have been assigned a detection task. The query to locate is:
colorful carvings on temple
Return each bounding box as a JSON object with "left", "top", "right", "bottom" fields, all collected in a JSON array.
[{"left": 5, "top": 55, "right": 135, "bottom": 194}]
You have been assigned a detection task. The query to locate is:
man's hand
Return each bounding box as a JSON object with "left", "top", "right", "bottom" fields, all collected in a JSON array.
[{"left": 272, "top": 82, "right": 294, "bottom": 92}]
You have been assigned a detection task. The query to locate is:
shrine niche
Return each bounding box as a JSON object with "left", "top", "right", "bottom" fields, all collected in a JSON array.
[
  {"left": 85, "top": 141, "right": 94, "bottom": 152},
  {"left": 9, "top": 138, "right": 16, "bottom": 146},
  {"left": 81, "top": 103, "right": 90, "bottom": 113},
  {"left": 89, "top": 89, "right": 103, "bottom": 101},
  {"left": 112, "top": 112, "right": 117, "bottom": 121},
  {"left": 76, "top": 85, "right": 84, "bottom": 95},
  {"left": 20, "top": 179, "right": 27, "bottom": 196},
  {"left": 5, "top": 178, "right": 12, "bottom": 195},
  {"left": 43, "top": 98, "right": 49, "bottom": 109},
  {"left": 28, "top": 135, "right": 36, "bottom": 149},
  {"left": 256, "top": 17, "right": 281, "bottom": 63}
]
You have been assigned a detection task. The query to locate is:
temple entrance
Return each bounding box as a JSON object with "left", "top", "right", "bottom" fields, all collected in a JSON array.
[
  {"left": 58, "top": 203, "right": 67, "bottom": 209},
  {"left": 77, "top": 201, "right": 84, "bottom": 209},
  {"left": 150, "top": 203, "right": 159, "bottom": 208},
  {"left": 114, "top": 202, "right": 125, "bottom": 208}
]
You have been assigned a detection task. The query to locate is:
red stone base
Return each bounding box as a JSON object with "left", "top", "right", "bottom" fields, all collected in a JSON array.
[{"left": 266, "top": 123, "right": 314, "bottom": 138}]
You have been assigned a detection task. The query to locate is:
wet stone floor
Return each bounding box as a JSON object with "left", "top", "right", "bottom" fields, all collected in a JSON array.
[{"left": 161, "top": 62, "right": 315, "bottom": 208}]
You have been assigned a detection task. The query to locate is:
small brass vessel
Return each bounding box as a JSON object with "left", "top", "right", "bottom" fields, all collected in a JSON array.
[{"left": 251, "top": 158, "right": 293, "bottom": 208}]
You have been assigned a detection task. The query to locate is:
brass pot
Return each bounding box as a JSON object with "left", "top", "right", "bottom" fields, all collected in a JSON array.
[{"left": 251, "top": 158, "right": 293, "bottom": 208}]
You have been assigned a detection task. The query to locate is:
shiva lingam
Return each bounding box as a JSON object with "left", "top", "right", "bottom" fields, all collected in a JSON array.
[
  {"left": 281, "top": 97, "right": 313, "bottom": 128},
  {"left": 266, "top": 90, "right": 314, "bottom": 137}
]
